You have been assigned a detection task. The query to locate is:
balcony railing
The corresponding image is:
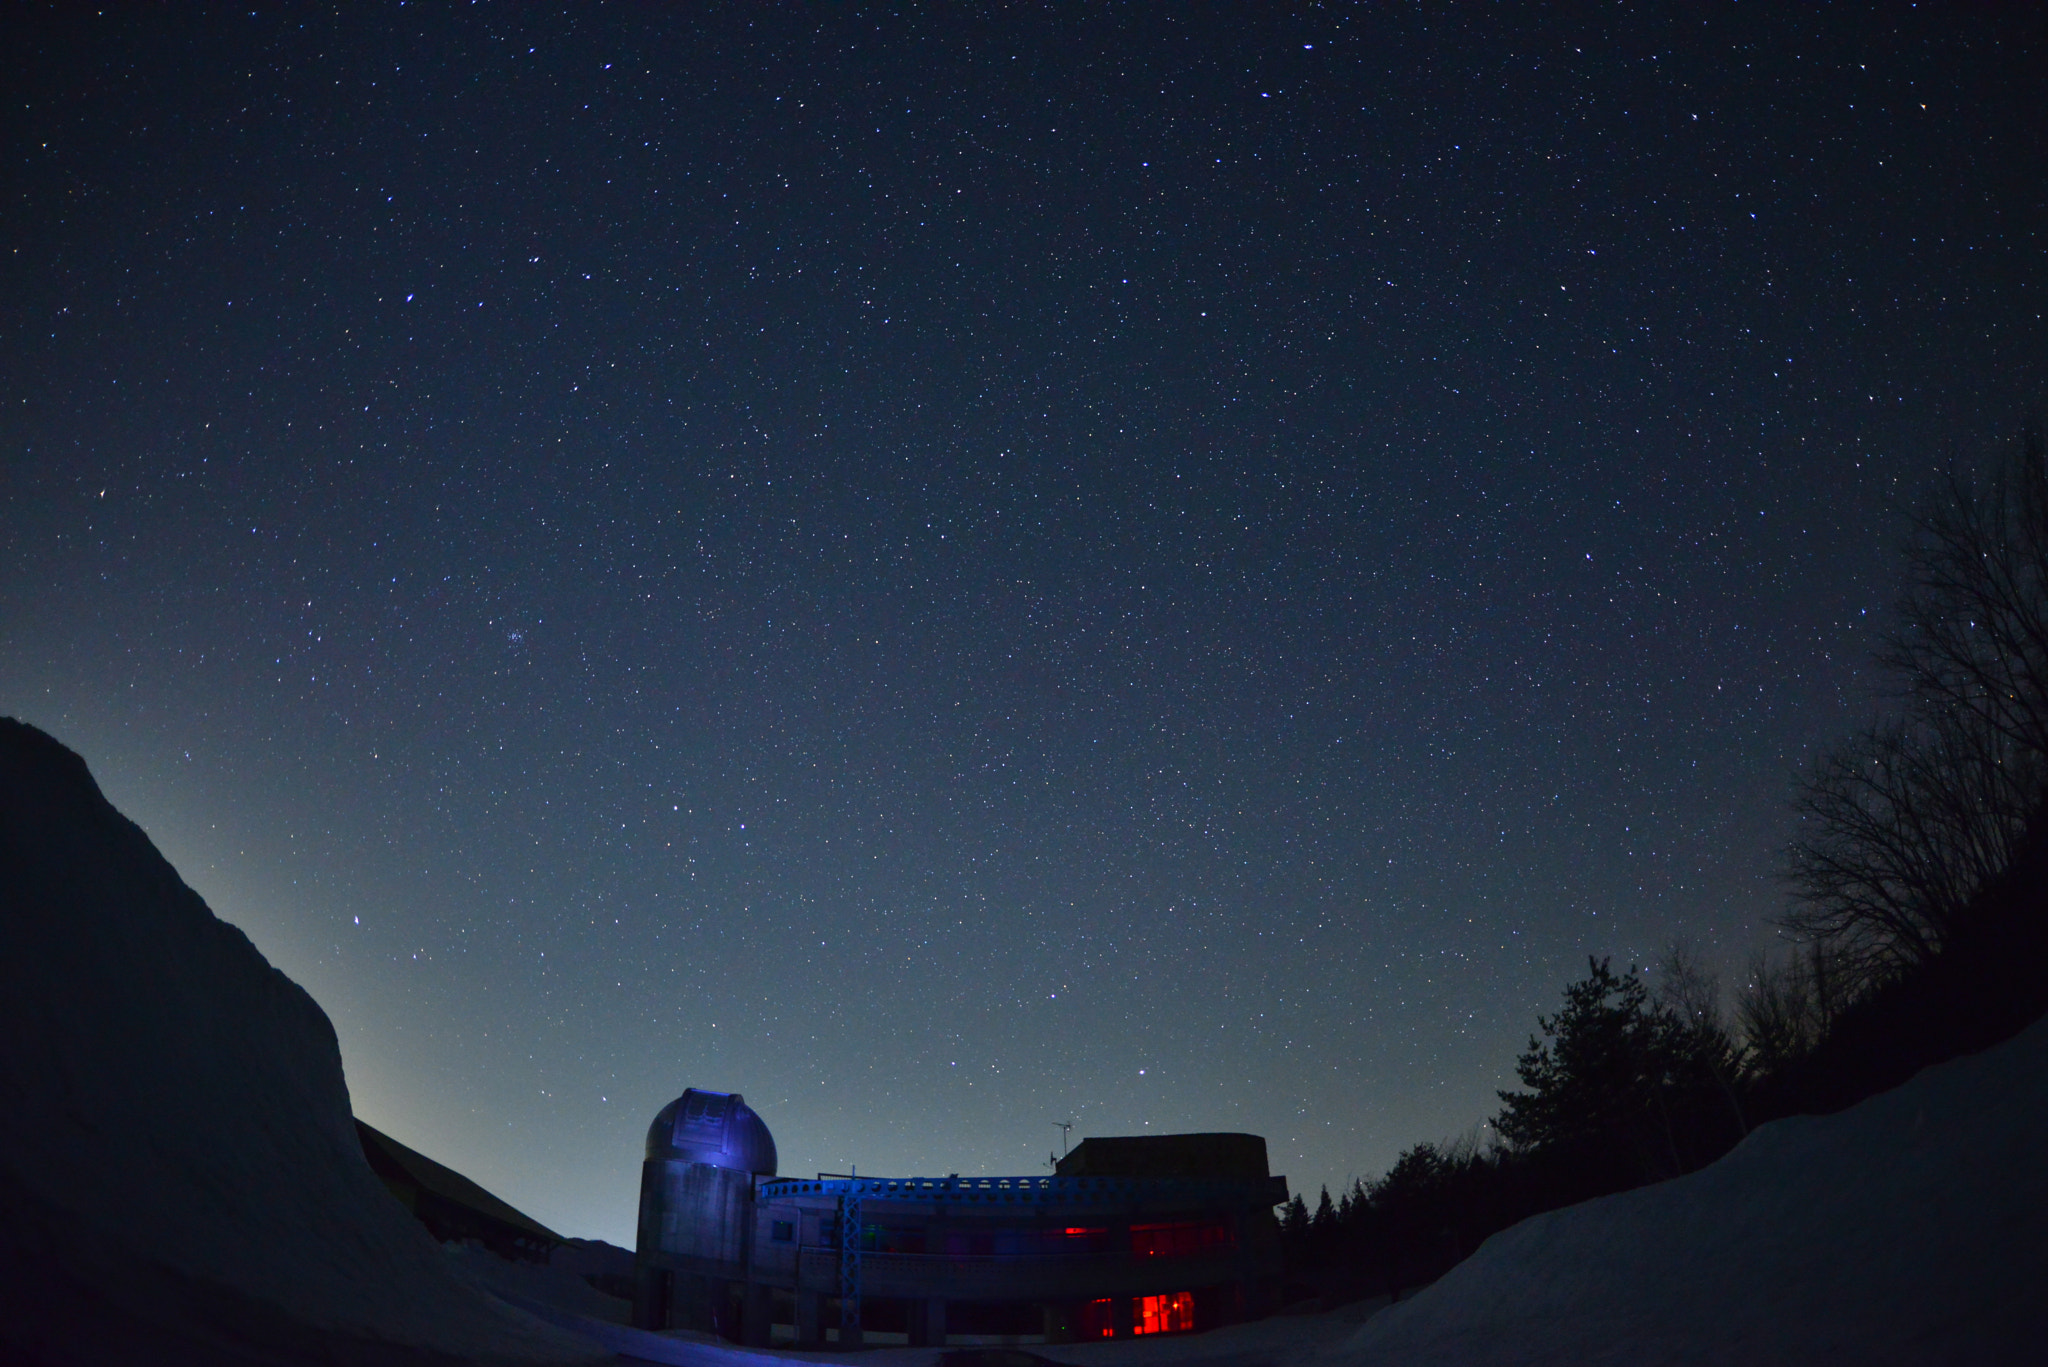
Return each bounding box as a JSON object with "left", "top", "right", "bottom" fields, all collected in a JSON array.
[{"left": 755, "top": 1173, "right": 1284, "bottom": 1207}]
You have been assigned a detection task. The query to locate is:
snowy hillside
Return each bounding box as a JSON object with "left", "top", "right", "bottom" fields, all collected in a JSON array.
[
  {"left": 1331, "top": 1007, "right": 2048, "bottom": 1365},
  {"left": 825, "top": 1012, "right": 2048, "bottom": 1366},
  {"left": 0, "top": 720, "right": 604, "bottom": 1365},
  {"left": 5, "top": 708, "right": 2039, "bottom": 1366}
]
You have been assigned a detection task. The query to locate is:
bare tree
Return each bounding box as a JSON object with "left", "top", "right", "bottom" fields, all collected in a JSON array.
[
  {"left": 1784, "top": 709, "right": 2035, "bottom": 985},
  {"left": 1782, "top": 428, "right": 2048, "bottom": 998},
  {"left": 1882, "top": 428, "right": 2048, "bottom": 763},
  {"left": 1655, "top": 940, "right": 1748, "bottom": 1137},
  {"left": 1735, "top": 946, "right": 1825, "bottom": 1078},
  {"left": 1654, "top": 938, "right": 1725, "bottom": 1031}
]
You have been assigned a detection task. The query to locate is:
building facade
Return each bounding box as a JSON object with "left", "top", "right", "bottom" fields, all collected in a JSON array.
[{"left": 634, "top": 1089, "right": 1287, "bottom": 1347}]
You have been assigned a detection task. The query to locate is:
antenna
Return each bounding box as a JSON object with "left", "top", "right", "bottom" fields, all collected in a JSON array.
[{"left": 1054, "top": 1120, "right": 1074, "bottom": 1157}]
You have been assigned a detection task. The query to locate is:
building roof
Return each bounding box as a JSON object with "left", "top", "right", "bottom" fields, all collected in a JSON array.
[
  {"left": 1055, "top": 1132, "right": 1270, "bottom": 1181},
  {"left": 644, "top": 1088, "right": 778, "bottom": 1174}
]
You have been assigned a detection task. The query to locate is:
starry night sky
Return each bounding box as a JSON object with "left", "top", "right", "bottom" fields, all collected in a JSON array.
[{"left": 3, "top": 5, "right": 2043, "bottom": 1247}]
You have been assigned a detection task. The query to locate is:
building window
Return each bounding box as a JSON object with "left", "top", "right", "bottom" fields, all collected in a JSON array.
[
  {"left": 1131, "top": 1220, "right": 1232, "bottom": 1257},
  {"left": 1133, "top": 1291, "right": 1197, "bottom": 1336},
  {"left": 770, "top": 1220, "right": 794, "bottom": 1243},
  {"left": 876, "top": 1225, "right": 926, "bottom": 1254},
  {"left": 1079, "top": 1292, "right": 1199, "bottom": 1339}
]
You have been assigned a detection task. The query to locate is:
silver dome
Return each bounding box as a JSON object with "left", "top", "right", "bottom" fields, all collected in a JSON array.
[{"left": 644, "top": 1089, "right": 777, "bottom": 1175}]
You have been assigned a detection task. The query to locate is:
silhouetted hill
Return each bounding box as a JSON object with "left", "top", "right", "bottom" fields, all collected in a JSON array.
[{"left": 0, "top": 719, "right": 602, "bottom": 1366}]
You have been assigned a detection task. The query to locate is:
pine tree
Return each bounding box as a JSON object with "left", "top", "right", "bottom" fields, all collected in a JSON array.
[
  {"left": 1279, "top": 1192, "right": 1309, "bottom": 1245},
  {"left": 1493, "top": 956, "right": 1697, "bottom": 1181}
]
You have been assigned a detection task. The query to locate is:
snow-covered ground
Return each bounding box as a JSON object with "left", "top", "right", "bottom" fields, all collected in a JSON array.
[
  {"left": 1329, "top": 1005, "right": 2048, "bottom": 1366},
  {"left": 6, "top": 713, "right": 2042, "bottom": 1365},
  {"left": 551, "top": 1006, "right": 2048, "bottom": 1365},
  {"left": 0, "top": 720, "right": 605, "bottom": 1365},
  {"left": 449, "top": 1244, "right": 635, "bottom": 1326},
  {"left": 501, "top": 1294, "right": 1385, "bottom": 1367}
]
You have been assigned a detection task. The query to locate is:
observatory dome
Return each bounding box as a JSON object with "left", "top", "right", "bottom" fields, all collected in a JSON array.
[{"left": 644, "top": 1089, "right": 777, "bottom": 1175}]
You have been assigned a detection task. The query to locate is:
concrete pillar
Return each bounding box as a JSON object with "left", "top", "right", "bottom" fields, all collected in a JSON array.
[
  {"left": 839, "top": 1303, "right": 863, "bottom": 1350},
  {"left": 795, "top": 1289, "right": 824, "bottom": 1348},
  {"left": 668, "top": 1272, "right": 715, "bottom": 1334},
  {"left": 632, "top": 1267, "right": 669, "bottom": 1331},
  {"left": 741, "top": 1282, "right": 772, "bottom": 1348},
  {"left": 1109, "top": 1215, "right": 1136, "bottom": 1338},
  {"left": 911, "top": 1298, "right": 947, "bottom": 1347}
]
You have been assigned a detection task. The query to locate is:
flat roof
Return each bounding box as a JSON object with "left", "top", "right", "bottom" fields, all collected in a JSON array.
[{"left": 1056, "top": 1132, "right": 1270, "bottom": 1180}]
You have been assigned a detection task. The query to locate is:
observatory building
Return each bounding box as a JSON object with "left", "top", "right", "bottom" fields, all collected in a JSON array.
[{"left": 634, "top": 1089, "right": 1288, "bottom": 1347}]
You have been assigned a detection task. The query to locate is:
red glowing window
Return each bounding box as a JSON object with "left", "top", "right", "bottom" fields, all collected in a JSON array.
[
  {"left": 1133, "top": 1291, "right": 1197, "bottom": 1336},
  {"left": 1058, "top": 1225, "right": 1111, "bottom": 1252},
  {"left": 1078, "top": 1299, "right": 1116, "bottom": 1339},
  {"left": 1130, "top": 1220, "right": 1233, "bottom": 1257}
]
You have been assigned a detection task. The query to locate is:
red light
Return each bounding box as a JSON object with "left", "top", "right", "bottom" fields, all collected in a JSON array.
[{"left": 1133, "top": 1291, "right": 1197, "bottom": 1335}]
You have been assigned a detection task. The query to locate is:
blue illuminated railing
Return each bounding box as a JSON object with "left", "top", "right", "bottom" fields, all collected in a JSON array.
[{"left": 754, "top": 1173, "right": 1283, "bottom": 1205}]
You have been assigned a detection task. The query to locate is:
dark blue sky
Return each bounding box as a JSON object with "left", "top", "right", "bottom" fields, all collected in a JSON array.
[{"left": 4, "top": 4, "right": 2042, "bottom": 1245}]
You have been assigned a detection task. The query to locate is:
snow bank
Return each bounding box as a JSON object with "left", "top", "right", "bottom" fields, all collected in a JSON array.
[
  {"left": 9, "top": 708, "right": 2035, "bottom": 1366},
  {"left": 1336, "top": 1008, "right": 2048, "bottom": 1365},
  {"left": 550, "top": 1236, "right": 637, "bottom": 1290},
  {"left": 737, "top": 986, "right": 2047, "bottom": 1367},
  {"left": 0, "top": 720, "right": 606, "bottom": 1365},
  {"left": 448, "top": 1243, "right": 633, "bottom": 1325}
]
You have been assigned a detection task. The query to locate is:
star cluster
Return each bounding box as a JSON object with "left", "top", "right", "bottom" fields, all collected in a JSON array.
[{"left": 3, "top": 6, "right": 2042, "bottom": 1244}]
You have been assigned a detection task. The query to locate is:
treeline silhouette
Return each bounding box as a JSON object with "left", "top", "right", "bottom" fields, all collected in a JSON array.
[{"left": 1282, "top": 429, "right": 2048, "bottom": 1306}]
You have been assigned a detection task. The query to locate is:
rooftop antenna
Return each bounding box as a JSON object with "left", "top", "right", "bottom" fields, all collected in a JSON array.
[{"left": 1054, "top": 1120, "right": 1074, "bottom": 1157}]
